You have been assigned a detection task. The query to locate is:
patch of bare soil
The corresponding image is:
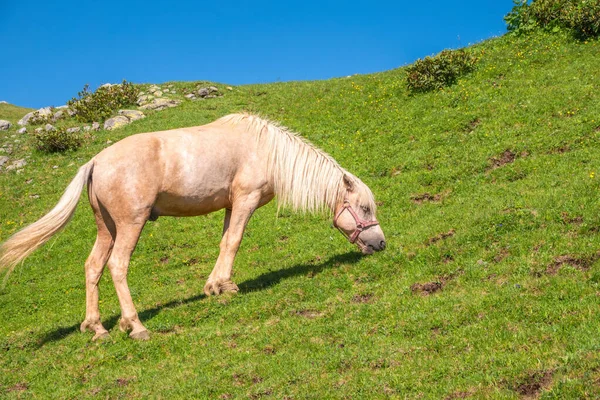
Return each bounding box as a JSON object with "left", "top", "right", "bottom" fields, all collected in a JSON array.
[
  {"left": 7, "top": 383, "right": 28, "bottom": 392},
  {"left": 411, "top": 281, "right": 443, "bottom": 296},
  {"left": 494, "top": 248, "right": 510, "bottom": 263},
  {"left": 549, "top": 144, "right": 570, "bottom": 154},
  {"left": 352, "top": 293, "right": 374, "bottom": 303},
  {"left": 546, "top": 252, "right": 600, "bottom": 275},
  {"left": 560, "top": 211, "right": 583, "bottom": 225},
  {"left": 411, "top": 189, "right": 451, "bottom": 204},
  {"left": 444, "top": 388, "right": 475, "bottom": 399},
  {"left": 464, "top": 117, "right": 481, "bottom": 132},
  {"left": 411, "top": 269, "right": 463, "bottom": 296},
  {"left": 427, "top": 229, "right": 455, "bottom": 245},
  {"left": 488, "top": 150, "right": 529, "bottom": 170},
  {"left": 514, "top": 370, "right": 553, "bottom": 399},
  {"left": 294, "top": 309, "right": 323, "bottom": 319}
]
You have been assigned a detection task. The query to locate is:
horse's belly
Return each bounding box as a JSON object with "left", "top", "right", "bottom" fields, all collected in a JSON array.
[{"left": 153, "top": 189, "right": 230, "bottom": 217}]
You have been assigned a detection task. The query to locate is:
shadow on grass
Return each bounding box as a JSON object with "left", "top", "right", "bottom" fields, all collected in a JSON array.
[{"left": 36, "top": 251, "right": 362, "bottom": 347}]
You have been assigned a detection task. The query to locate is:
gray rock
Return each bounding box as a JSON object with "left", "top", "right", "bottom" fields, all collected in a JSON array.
[
  {"left": 197, "top": 88, "right": 210, "bottom": 97},
  {"left": 52, "top": 110, "right": 64, "bottom": 122},
  {"left": 83, "top": 126, "right": 91, "bottom": 132},
  {"left": 185, "top": 94, "right": 196, "bottom": 99},
  {"left": 154, "top": 90, "right": 163, "bottom": 98},
  {"left": 92, "top": 122, "right": 100, "bottom": 131},
  {"left": 0, "top": 156, "right": 9, "bottom": 168},
  {"left": 45, "top": 124, "right": 56, "bottom": 131},
  {"left": 118, "top": 110, "right": 145, "bottom": 121},
  {"left": 17, "top": 127, "right": 26, "bottom": 134},
  {"left": 35, "top": 127, "right": 43, "bottom": 133},
  {"left": 5, "top": 158, "right": 27, "bottom": 171},
  {"left": 18, "top": 107, "right": 52, "bottom": 126},
  {"left": 148, "top": 85, "right": 160, "bottom": 93},
  {"left": 209, "top": 86, "right": 218, "bottom": 93},
  {"left": 67, "top": 108, "right": 77, "bottom": 117},
  {"left": 0, "top": 120, "right": 11, "bottom": 130},
  {"left": 104, "top": 116, "right": 130, "bottom": 130},
  {"left": 66, "top": 127, "right": 81, "bottom": 133},
  {"left": 139, "top": 98, "right": 181, "bottom": 111},
  {"left": 226, "top": 86, "right": 233, "bottom": 91}
]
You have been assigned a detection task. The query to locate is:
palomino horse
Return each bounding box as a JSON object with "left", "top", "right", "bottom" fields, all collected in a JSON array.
[{"left": 0, "top": 113, "right": 386, "bottom": 340}]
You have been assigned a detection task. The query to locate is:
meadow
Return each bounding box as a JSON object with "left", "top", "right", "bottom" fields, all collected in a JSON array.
[{"left": 1, "top": 30, "right": 600, "bottom": 398}]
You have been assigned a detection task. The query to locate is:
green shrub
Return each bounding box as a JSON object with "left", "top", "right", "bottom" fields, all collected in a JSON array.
[
  {"left": 406, "top": 49, "right": 478, "bottom": 93},
  {"left": 32, "top": 127, "right": 83, "bottom": 153},
  {"left": 505, "top": 0, "right": 600, "bottom": 38},
  {"left": 568, "top": 1, "right": 600, "bottom": 38},
  {"left": 28, "top": 108, "right": 54, "bottom": 125},
  {"left": 68, "top": 80, "right": 139, "bottom": 123}
]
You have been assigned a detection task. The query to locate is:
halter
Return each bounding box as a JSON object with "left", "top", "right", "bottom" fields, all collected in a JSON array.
[{"left": 333, "top": 199, "right": 380, "bottom": 244}]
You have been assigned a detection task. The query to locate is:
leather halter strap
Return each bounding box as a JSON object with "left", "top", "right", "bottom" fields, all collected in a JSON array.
[{"left": 333, "top": 200, "right": 379, "bottom": 244}]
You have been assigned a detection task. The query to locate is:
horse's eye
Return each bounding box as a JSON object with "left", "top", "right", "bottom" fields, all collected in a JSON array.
[{"left": 361, "top": 206, "right": 370, "bottom": 214}]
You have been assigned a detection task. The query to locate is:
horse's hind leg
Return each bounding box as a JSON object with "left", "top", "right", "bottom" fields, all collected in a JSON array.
[
  {"left": 107, "top": 222, "right": 149, "bottom": 340},
  {"left": 80, "top": 207, "right": 115, "bottom": 341}
]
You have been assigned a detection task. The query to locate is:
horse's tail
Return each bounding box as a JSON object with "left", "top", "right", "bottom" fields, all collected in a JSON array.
[{"left": 0, "top": 160, "right": 95, "bottom": 283}]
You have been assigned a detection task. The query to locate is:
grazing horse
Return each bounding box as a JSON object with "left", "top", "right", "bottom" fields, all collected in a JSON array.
[{"left": 0, "top": 113, "right": 386, "bottom": 340}]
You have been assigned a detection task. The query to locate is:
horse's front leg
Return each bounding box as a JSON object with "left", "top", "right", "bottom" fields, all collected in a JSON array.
[{"left": 204, "top": 195, "right": 258, "bottom": 296}]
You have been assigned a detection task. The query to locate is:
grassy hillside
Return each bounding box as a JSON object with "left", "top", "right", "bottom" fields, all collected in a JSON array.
[
  {"left": 0, "top": 103, "right": 34, "bottom": 123},
  {"left": 1, "top": 31, "right": 600, "bottom": 398}
]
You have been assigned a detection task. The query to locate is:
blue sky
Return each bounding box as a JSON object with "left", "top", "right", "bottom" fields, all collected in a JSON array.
[{"left": 0, "top": 1, "right": 511, "bottom": 108}]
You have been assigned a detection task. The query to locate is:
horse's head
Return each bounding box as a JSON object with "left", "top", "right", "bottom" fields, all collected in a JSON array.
[{"left": 333, "top": 175, "right": 386, "bottom": 255}]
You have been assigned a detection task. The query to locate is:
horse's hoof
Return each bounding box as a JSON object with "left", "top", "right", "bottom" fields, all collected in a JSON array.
[
  {"left": 220, "top": 280, "right": 239, "bottom": 293},
  {"left": 204, "top": 281, "right": 220, "bottom": 296},
  {"left": 130, "top": 329, "right": 150, "bottom": 340},
  {"left": 92, "top": 331, "right": 110, "bottom": 341}
]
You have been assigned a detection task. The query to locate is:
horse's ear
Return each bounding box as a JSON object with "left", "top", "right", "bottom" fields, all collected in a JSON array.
[{"left": 343, "top": 174, "right": 355, "bottom": 192}]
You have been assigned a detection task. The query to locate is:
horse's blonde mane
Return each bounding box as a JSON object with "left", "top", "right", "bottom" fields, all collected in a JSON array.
[{"left": 217, "top": 113, "right": 377, "bottom": 215}]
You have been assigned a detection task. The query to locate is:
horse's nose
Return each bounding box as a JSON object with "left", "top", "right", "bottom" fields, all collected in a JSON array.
[{"left": 379, "top": 240, "right": 386, "bottom": 250}]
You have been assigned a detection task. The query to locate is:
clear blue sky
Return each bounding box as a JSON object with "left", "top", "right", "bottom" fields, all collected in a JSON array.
[{"left": 0, "top": 1, "right": 511, "bottom": 108}]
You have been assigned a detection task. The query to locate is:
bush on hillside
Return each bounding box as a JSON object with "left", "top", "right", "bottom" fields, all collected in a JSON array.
[
  {"left": 32, "top": 126, "right": 83, "bottom": 153},
  {"left": 68, "top": 80, "right": 139, "bottom": 123},
  {"left": 505, "top": 0, "right": 600, "bottom": 39},
  {"left": 406, "top": 49, "right": 478, "bottom": 93}
]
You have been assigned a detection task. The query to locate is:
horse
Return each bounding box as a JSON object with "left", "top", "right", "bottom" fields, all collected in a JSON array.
[{"left": 0, "top": 113, "right": 386, "bottom": 341}]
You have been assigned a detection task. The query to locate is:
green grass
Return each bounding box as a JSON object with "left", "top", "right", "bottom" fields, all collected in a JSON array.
[
  {"left": 0, "top": 103, "right": 33, "bottom": 123},
  {"left": 2, "top": 31, "right": 600, "bottom": 398}
]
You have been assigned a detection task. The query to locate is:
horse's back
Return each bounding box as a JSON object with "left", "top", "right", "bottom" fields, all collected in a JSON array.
[{"left": 90, "top": 124, "right": 263, "bottom": 218}]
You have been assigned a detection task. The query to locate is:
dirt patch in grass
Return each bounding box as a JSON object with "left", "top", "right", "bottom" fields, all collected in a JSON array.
[
  {"left": 352, "top": 293, "right": 374, "bottom": 303},
  {"left": 464, "top": 117, "right": 481, "bottom": 132},
  {"left": 411, "top": 269, "right": 462, "bottom": 296},
  {"left": 411, "top": 189, "right": 451, "bottom": 205},
  {"left": 7, "top": 382, "right": 28, "bottom": 392},
  {"left": 444, "top": 388, "right": 475, "bottom": 399},
  {"left": 427, "top": 229, "right": 455, "bottom": 245},
  {"left": 411, "top": 281, "right": 443, "bottom": 296},
  {"left": 116, "top": 377, "right": 135, "bottom": 386},
  {"left": 494, "top": 248, "right": 510, "bottom": 263},
  {"left": 546, "top": 252, "right": 600, "bottom": 275},
  {"left": 560, "top": 212, "right": 583, "bottom": 225},
  {"left": 513, "top": 370, "right": 553, "bottom": 399},
  {"left": 294, "top": 309, "right": 324, "bottom": 319},
  {"left": 488, "top": 149, "right": 528, "bottom": 170},
  {"left": 549, "top": 144, "right": 570, "bottom": 154}
]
